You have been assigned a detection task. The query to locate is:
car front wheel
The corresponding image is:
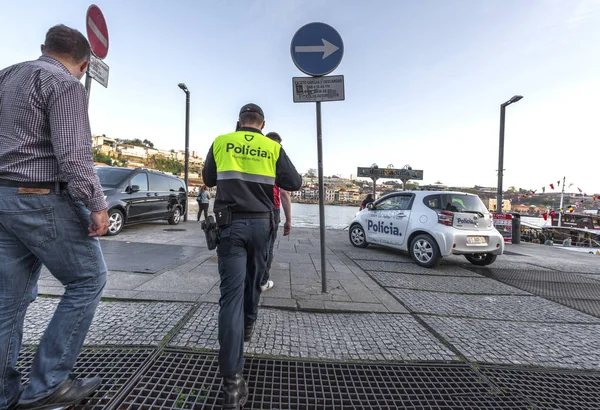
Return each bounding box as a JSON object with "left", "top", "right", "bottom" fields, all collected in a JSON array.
[
  {"left": 168, "top": 207, "right": 182, "bottom": 225},
  {"left": 465, "top": 253, "right": 497, "bottom": 266},
  {"left": 349, "top": 224, "right": 368, "bottom": 248},
  {"left": 107, "top": 209, "right": 124, "bottom": 236},
  {"left": 410, "top": 234, "right": 442, "bottom": 268}
]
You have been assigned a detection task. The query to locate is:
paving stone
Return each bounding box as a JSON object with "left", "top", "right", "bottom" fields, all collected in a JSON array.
[
  {"left": 371, "top": 272, "right": 531, "bottom": 295},
  {"left": 356, "top": 259, "right": 480, "bottom": 276},
  {"left": 390, "top": 289, "right": 600, "bottom": 323},
  {"left": 170, "top": 304, "right": 455, "bottom": 362},
  {"left": 422, "top": 316, "right": 600, "bottom": 370},
  {"left": 343, "top": 250, "right": 413, "bottom": 263},
  {"left": 23, "top": 299, "right": 193, "bottom": 346}
]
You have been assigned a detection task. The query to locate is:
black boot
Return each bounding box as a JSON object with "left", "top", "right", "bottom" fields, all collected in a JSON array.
[
  {"left": 222, "top": 373, "right": 248, "bottom": 409},
  {"left": 243, "top": 321, "right": 255, "bottom": 343}
]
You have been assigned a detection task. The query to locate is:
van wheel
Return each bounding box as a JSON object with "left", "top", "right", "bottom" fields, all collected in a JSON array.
[
  {"left": 349, "top": 224, "right": 368, "bottom": 248},
  {"left": 410, "top": 234, "right": 442, "bottom": 268},
  {"left": 465, "top": 253, "right": 497, "bottom": 266},
  {"left": 168, "top": 207, "right": 182, "bottom": 225},
  {"left": 107, "top": 209, "right": 124, "bottom": 236}
]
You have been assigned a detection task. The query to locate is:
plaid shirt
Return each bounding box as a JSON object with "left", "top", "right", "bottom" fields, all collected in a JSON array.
[{"left": 0, "top": 56, "right": 107, "bottom": 211}]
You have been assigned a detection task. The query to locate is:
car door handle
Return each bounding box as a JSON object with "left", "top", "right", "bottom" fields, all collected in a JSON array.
[
  {"left": 146, "top": 193, "right": 151, "bottom": 197},
  {"left": 154, "top": 193, "right": 159, "bottom": 196},
  {"left": 397, "top": 213, "right": 406, "bottom": 218}
]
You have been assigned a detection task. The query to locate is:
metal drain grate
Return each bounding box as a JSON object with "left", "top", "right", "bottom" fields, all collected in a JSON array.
[
  {"left": 118, "top": 350, "right": 530, "bottom": 409},
  {"left": 472, "top": 268, "right": 599, "bottom": 284},
  {"left": 163, "top": 228, "right": 187, "bottom": 232},
  {"left": 481, "top": 365, "right": 600, "bottom": 409},
  {"left": 17, "top": 347, "right": 152, "bottom": 410}
]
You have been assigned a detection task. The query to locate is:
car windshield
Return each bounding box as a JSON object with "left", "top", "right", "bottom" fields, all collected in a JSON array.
[
  {"left": 440, "top": 194, "right": 487, "bottom": 214},
  {"left": 96, "top": 167, "right": 131, "bottom": 187}
]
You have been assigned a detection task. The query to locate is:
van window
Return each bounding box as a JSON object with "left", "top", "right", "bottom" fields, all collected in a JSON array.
[
  {"left": 148, "top": 174, "right": 170, "bottom": 192},
  {"left": 130, "top": 173, "right": 148, "bottom": 191},
  {"left": 96, "top": 167, "right": 131, "bottom": 187},
  {"left": 169, "top": 178, "right": 186, "bottom": 192}
]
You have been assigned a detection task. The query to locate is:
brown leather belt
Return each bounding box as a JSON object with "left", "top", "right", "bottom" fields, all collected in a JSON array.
[{"left": 0, "top": 179, "right": 68, "bottom": 190}]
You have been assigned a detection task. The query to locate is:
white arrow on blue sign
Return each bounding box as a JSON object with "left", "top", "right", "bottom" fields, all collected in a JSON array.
[{"left": 290, "top": 22, "right": 344, "bottom": 77}]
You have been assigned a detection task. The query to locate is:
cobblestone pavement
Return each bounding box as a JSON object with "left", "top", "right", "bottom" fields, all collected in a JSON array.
[
  {"left": 169, "top": 303, "right": 456, "bottom": 362},
  {"left": 421, "top": 316, "right": 600, "bottom": 370},
  {"left": 23, "top": 298, "right": 194, "bottom": 346},
  {"left": 370, "top": 272, "right": 531, "bottom": 295},
  {"left": 388, "top": 288, "right": 600, "bottom": 323},
  {"left": 351, "top": 259, "right": 480, "bottom": 276}
]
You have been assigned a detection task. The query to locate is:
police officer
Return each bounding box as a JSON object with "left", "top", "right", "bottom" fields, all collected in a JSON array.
[{"left": 202, "top": 104, "right": 302, "bottom": 409}]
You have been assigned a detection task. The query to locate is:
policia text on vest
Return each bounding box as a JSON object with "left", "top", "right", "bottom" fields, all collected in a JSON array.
[{"left": 203, "top": 129, "right": 301, "bottom": 214}]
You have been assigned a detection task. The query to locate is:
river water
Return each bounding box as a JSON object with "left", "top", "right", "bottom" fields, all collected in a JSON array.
[{"left": 189, "top": 199, "right": 357, "bottom": 229}]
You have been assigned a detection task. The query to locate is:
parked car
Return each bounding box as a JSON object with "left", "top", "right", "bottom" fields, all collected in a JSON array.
[
  {"left": 95, "top": 166, "right": 187, "bottom": 235},
  {"left": 348, "top": 191, "right": 504, "bottom": 268}
]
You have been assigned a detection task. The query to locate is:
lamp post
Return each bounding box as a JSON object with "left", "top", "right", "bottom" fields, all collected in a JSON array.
[
  {"left": 497, "top": 95, "right": 523, "bottom": 214},
  {"left": 178, "top": 83, "right": 190, "bottom": 222}
]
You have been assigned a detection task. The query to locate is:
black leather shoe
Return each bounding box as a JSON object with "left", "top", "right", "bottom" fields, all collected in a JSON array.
[
  {"left": 18, "top": 376, "right": 101, "bottom": 410},
  {"left": 243, "top": 322, "right": 255, "bottom": 343},
  {"left": 222, "top": 373, "right": 248, "bottom": 410}
]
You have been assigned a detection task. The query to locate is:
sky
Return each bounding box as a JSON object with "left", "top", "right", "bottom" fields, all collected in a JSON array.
[{"left": 1, "top": 0, "right": 599, "bottom": 193}]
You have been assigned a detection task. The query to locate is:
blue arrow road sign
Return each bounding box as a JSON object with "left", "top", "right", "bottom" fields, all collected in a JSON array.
[{"left": 291, "top": 22, "right": 343, "bottom": 77}]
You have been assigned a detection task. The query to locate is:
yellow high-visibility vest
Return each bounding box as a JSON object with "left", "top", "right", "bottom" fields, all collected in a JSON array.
[{"left": 213, "top": 130, "right": 280, "bottom": 184}]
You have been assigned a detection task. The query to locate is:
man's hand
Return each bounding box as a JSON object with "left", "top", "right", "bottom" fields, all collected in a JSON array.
[
  {"left": 283, "top": 220, "right": 292, "bottom": 236},
  {"left": 89, "top": 209, "right": 109, "bottom": 237}
]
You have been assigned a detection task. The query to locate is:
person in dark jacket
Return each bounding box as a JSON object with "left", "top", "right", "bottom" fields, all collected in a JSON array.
[
  {"left": 202, "top": 103, "right": 302, "bottom": 409},
  {"left": 360, "top": 194, "right": 374, "bottom": 210}
]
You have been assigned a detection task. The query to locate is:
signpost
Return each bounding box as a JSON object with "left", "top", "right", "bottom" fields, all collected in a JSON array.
[
  {"left": 292, "top": 76, "right": 345, "bottom": 103},
  {"left": 85, "top": 5, "right": 110, "bottom": 99},
  {"left": 88, "top": 55, "right": 109, "bottom": 88},
  {"left": 291, "top": 22, "right": 344, "bottom": 294},
  {"left": 357, "top": 167, "right": 424, "bottom": 193}
]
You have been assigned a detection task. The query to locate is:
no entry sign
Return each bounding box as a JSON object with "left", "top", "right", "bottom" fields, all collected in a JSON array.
[{"left": 86, "top": 4, "right": 109, "bottom": 59}]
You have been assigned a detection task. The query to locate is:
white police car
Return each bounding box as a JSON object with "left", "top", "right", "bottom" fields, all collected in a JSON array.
[{"left": 349, "top": 191, "right": 504, "bottom": 268}]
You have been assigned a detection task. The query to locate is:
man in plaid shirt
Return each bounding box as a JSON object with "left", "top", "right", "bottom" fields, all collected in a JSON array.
[{"left": 0, "top": 25, "right": 108, "bottom": 410}]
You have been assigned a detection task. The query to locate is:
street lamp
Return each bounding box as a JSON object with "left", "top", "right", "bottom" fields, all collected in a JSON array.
[
  {"left": 497, "top": 95, "right": 523, "bottom": 213},
  {"left": 178, "top": 83, "right": 190, "bottom": 222}
]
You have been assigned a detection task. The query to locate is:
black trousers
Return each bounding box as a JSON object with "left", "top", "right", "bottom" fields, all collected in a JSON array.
[
  {"left": 216, "top": 218, "right": 271, "bottom": 376},
  {"left": 197, "top": 201, "right": 209, "bottom": 221}
]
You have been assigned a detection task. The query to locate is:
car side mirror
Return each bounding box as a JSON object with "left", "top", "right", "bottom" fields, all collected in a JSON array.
[
  {"left": 129, "top": 185, "right": 140, "bottom": 193},
  {"left": 367, "top": 202, "right": 375, "bottom": 210}
]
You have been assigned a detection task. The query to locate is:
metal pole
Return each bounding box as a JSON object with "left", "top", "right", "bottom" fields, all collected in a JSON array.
[
  {"left": 371, "top": 177, "right": 377, "bottom": 200},
  {"left": 183, "top": 91, "right": 190, "bottom": 222},
  {"left": 316, "top": 101, "right": 327, "bottom": 294},
  {"left": 497, "top": 104, "right": 506, "bottom": 213},
  {"left": 84, "top": 71, "right": 92, "bottom": 102},
  {"left": 558, "top": 176, "right": 565, "bottom": 227}
]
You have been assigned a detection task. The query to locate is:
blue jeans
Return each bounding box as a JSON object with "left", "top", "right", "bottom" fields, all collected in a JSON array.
[
  {"left": 0, "top": 186, "right": 106, "bottom": 409},
  {"left": 217, "top": 219, "right": 271, "bottom": 376}
]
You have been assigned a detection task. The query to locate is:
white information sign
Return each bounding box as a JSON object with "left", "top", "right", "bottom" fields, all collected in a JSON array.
[
  {"left": 292, "top": 75, "right": 344, "bottom": 103},
  {"left": 88, "top": 55, "right": 109, "bottom": 88}
]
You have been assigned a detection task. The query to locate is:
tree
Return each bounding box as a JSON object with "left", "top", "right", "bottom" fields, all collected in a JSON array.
[
  {"left": 306, "top": 168, "right": 317, "bottom": 178},
  {"left": 142, "top": 139, "right": 154, "bottom": 148},
  {"left": 92, "top": 149, "right": 112, "bottom": 166}
]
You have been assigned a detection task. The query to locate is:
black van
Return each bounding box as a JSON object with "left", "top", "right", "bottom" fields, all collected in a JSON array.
[{"left": 95, "top": 166, "right": 187, "bottom": 235}]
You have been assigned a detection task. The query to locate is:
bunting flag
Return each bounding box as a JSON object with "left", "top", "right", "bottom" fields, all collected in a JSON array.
[
  {"left": 557, "top": 180, "right": 561, "bottom": 187},
  {"left": 542, "top": 212, "right": 548, "bottom": 220},
  {"left": 569, "top": 183, "right": 574, "bottom": 188},
  {"left": 578, "top": 187, "right": 582, "bottom": 193},
  {"left": 530, "top": 190, "right": 536, "bottom": 195},
  {"left": 542, "top": 186, "right": 546, "bottom": 193},
  {"left": 550, "top": 183, "right": 555, "bottom": 190}
]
